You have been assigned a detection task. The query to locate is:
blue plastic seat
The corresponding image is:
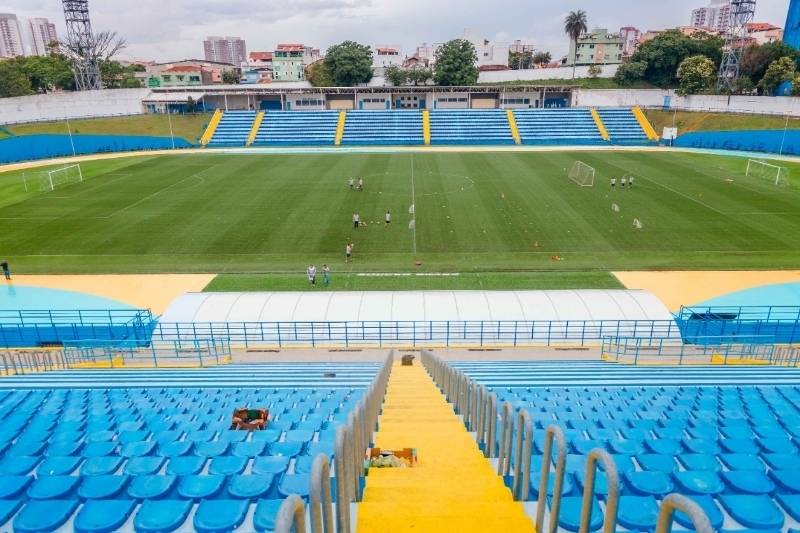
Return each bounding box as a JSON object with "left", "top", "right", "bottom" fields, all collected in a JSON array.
[
  {"left": 232, "top": 441, "right": 267, "bottom": 458},
  {"left": 609, "top": 439, "right": 644, "bottom": 455},
  {"left": 0, "top": 456, "right": 40, "bottom": 475},
  {"left": 13, "top": 499, "right": 79, "bottom": 532},
  {"left": 678, "top": 454, "right": 720, "bottom": 472},
  {"left": 227, "top": 474, "right": 275, "bottom": 499},
  {"left": 294, "top": 455, "right": 315, "bottom": 475},
  {"left": 762, "top": 453, "right": 800, "bottom": 470},
  {"left": 218, "top": 431, "right": 248, "bottom": 443},
  {"left": 269, "top": 441, "right": 303, "bottom": 457},
  {"left": 306, "top": 441, "right": 335, "bottom": 459},
  {"left": 195, "top": 441, "right": 229, "bottom": 457},
  {"left": 617, "top": 496, "right": 659, "bottom": 530},
  {"left": 278, "top": 474, "right": 310, "bottom": 498},
  {"left": 252, "top": 430, "right": 281, "bottom": 443},
  {"left": 722, "top": 471, "right": 775, "bottom": 494},
  {"left": 27, "top": 475, "right": 80, "bottom": 499},
  {"left": 118, "top": 430, "right": 150, "bottom": 445},
  {"left": 253, "top": 499, "right": 284, "bottom": 532},
  {"left": 285, "top": 429, "right": 313, "bottom": 444},
  {"left": 636, "top": 454, "right": 676, "bottom": 473},
  {"left": 159, "top": 440, "right": 193, "bottom": 457},
  {"left": 124, "top": 456, "right": 165, "bottom": 476},
  {"left": 759, "top": 437, "right": 797, "bottom": 454},
  {"left": 6, "top": 439, "right": 47, "bottom": 457},
  {"left": 82, "top": 456, "right": 123, "bottom": 476},
  {"left": 82, "top": 441, "right": 117, "bottom": 458},
  {"left": 121, "top": 440, "right": 156, "bottom": 458},
  {"left": 167, "top": 456, "right": 206, "bottom": 476},
  {"left": 177, "top": 475, "right": 226, "bottom": 500},
  {"left": 128, "top": 474, "right": 177, "bottom": 500},
  {"left": 209, "top": 455, "right": 249, "bottom": 476},
  {"left": 625, "top": 471, "right": 673, "bottom": 496},
  {"left": 721, "top": 438, "right": 760, "bottom": 454},
  {"left": 572, "top": 439, "right": 604, "bottom": 455},
  {"left": 529, "top": 472, "right": 574, "bottom": 498},
  {"left": 555, "top": 496, "right": 602, "bottom": 532},
  {"left": 39, "top": 456, "right": 83, "bottom": 476},
  {"left": 645, "top": 439, "right": 682, "bottom": 455},
  {"left": 683, "top": 438, "right": 720, "bottom": 454},
  {"left": 46, "top": 439, "right": 83, "bottom": 457},
  {"left": 0, "top": 500, "right": 23, "bottom": 527},
  {"left": 719, "top": 495, "right": 785, "bottom": 529},
  {"left": 86, "top": 430, "right": 116, "bottom": 443},
  {"left": 74, "top": 499, "right": 137, "bottom": 533},
  {"left": 776, "top": 493, "right": 800, "bottom": 520},
  {"left": 134, "top": 499, "right": 192, "bottom": 532},
  {"left": 252, "top": 456, "right": 291, "bottom": 476},
  {"left": 186, "top": 430, "right": 216, "bottom": 443},
  {"left": 78, "top": 474, "right": 130, "bottom": 499},
  {"left": 0, "top": 476, "right": 32, "bottom": 499},
  {"left": 719, "top": 453, "right": 765, "bottom": 471},
  {"left": 771, "top": 470, "right": 800, "bottom": 493},
  {"left": 194, "top": 499, "right": 248, "bottom": 533},
  {"left": 673, "top": 471, "right": 725, "bottom": 495}
]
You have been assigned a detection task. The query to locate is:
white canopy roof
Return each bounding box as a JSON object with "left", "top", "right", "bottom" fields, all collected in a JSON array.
[{"left": 160, "top": 290, "right": 673, "bottom": 323}]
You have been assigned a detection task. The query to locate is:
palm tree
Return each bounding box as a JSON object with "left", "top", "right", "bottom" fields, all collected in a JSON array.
[
  {"left": 533, "top": 51, "right": 552, "bottom": 67},
  {"left": 564, "top": 10, "right": 588, "bottom": 79}
]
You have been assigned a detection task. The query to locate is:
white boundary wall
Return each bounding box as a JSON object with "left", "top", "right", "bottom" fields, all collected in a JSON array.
[
  {"left": 479, "top": 65, "right": 619, "bottom": 83},
  {"left": 574, "top": 89, "right": 800, "bottom": 116},
  {"left": 0, "top": 89, "right": 148, "bottom": 125}
]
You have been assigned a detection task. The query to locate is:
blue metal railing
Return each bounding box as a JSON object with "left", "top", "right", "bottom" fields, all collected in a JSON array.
[
  {"left": 63, "top": 338, "right": 232, "bottom": 368},
  {"left": 601, "top": 335, "right": 794, "bottom": 365},
  {"left": 676, "top": 305, "right": 800, "bottom": 344}
]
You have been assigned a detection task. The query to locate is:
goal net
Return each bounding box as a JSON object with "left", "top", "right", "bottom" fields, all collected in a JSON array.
[
  {"left": 746, "top": 159, "right": 789, "bottom": 186},
  {"left": 568, "top": 161, "right": 595, "bottom": 187},
  {"left": 38, "top": 164, "right": 83, "bottom": 192}
]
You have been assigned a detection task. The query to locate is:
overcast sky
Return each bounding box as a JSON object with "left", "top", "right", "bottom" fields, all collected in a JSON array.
[{"left": 1, "top": 0, "right": 792, "bottom": 62}]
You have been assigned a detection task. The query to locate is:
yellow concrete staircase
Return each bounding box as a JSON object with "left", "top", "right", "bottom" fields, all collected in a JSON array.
[
  {"left": 200, "top": 109, "right": 224, "bottom": 146},
  {"left": 357, "top": 362, "right": 534, "bottom": 533},
  {"left": 590, "top": 108, "right": 610, "bottom": 142},
  {"left": 506, "top": 109, "right": 522, "bottom": 145},
  {"left": 246, "top": 111, "right": 265, "bottom": 146},
  {"left": 422, "top": 110, "right": 431, "bottom": 145},
  {"left": 632, "top": 106, "right": 660, "bottom": 141},
  {"left": 335, "top": 111, "right": 347, "bottom": 146}
]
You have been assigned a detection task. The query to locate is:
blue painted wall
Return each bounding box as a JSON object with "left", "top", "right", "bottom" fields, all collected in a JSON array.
[
  {"left": 674, "top": 129, "right": 800, "bottom": 155},
  {"left": 786, "top": 0, "right": 800, "bottom": 49},
  {"left": 0, "top": 134, "right": 193, "bottom": 164}
]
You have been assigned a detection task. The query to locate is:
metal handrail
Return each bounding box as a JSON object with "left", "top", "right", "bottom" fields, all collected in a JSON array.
[
  {"left": 484, "top": 392, "right": 497, "bottom": 457},
  {"left": 274, "top": 494, "right": 307, "bottom": 533},
  {"left": 310, "top": 454, "right": 334, "bottom": 533},
  {"left": 335, "top": 418, "right": 353, "bottom": 533},
  {"left": 512, "top": 409, "right": 533, "bottom": 501},
  {"left": 655, "top": 494, "right": 713, "bottom": 533},
  {"left": 536, "top": 425, "right": 568, "bottom": 533},
  {"left": 497, "top": 401, "right": 514, "bottom": 476},
  {"left": 579, "top": 449, "right": 620, "bottom": 533}
]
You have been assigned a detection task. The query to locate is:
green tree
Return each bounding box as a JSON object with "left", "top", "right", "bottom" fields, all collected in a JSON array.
[
  {"left": 222, "top": 70, "right": 240, "bottom": 84},
  {"left": 587, "top": 64, "right": 602, "bottom": 78},
  {"left": 385, "top": 65, "right": 407, "bottom": 86},
  {"left": 741, "top": 41, "right": 800, "bottom": 89},
  {"left": 508, "top": 51, "right": 534, "bottom": 70},
  {"left": 628, "top": 29, "right": 724, "bottom": 87},
  {"left": 613, "top": 60, "right": 647, "bottom": 86},
  {"left": 408, "top": 67, "right": 433, "bottom": 86},
  {"left": 564, "top": 10, "right": 588, "bottom": 78},
  {"left": 676, "top": 55, "right": 716, "bottom": 95},
  {"left": 433, "top": 39, "right": 478, "bottom": 86},
  {"left": 0, "top": 61, "right": 33, "bottom": 97},
  {"left": 100, "top": 59, "right": 125, "bottom": 88},
  {"left": 759, "top": 56, "right": 796, "bottom": 95},
  {"left": 307, "top": 60, "right": 334, "bottom": 87},
  {"left": 324, "top": 41, "right": 373, "bottom": 86},
  {"left": 533, "top": 51, "right": 552, "bottom": 66}
]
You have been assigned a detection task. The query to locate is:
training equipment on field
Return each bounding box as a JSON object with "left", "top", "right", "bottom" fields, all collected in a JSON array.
[
  {"left": 746, "top": 159, "right": 789, "bottom": 186},
  {"left": 612, "top": 203, "right": 620, "bottom": 212},
  {"left": 568, "top": 161, "right": 595, "bottom": 187},
  {"left": 408, "top": 219, "right": 416, "bottom": 230},
  {"left": 37, "top": 164, "right": 84, "bottom": 192},
  {"left": 408, "top": 204, "right": 415, "bottom": 215},
  {"left": 633, "top": 218, "right": 643, "bottom": 229}
]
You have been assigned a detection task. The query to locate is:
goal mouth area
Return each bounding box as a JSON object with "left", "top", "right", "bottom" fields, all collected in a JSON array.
[{"left": 568, "top": 160, "right": 596, "bottom": 187}]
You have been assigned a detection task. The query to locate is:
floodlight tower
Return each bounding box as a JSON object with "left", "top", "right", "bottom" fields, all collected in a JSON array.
[
  {"left": 717, "top": 0, "right": 757, "bottom": 92},
  {"left": 62, "top": 0, "right": 102, "bottom": 90},
  {"left": 785, "top": 0, "right": 800, "bottom": 49}
]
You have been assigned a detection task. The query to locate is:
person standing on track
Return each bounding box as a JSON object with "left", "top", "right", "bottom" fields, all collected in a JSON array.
[
  {"left": 307, "top": 264, "right": 317, "bottom": 286},
  {"left": 0, "top": 260, "right": 9, "bottom": 281}
]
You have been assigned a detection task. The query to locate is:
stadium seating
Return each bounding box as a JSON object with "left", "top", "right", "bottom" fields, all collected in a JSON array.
[
  {"left": 0, "top": 362, "right": 378, "bottom": 531},
  {"left": 597, "top": 108, "right": 650, "bottom": 145},
  {"left": 253, "top": 111, "right": 339, "bottom": 146},
  {"left": 452, "top": 360, "right": 800, "bottom": 531},
  {"left": 429, "top": 110, "right": 515, "bottom": 145},
  {"left": 513, "top": 108, "right": 605, "bottom": 145},
  {"left": 208, "top": 111, "right": 257, "bottom": 147},
  {"left": 342, "top": 111, "right": 424, "bottom": 145}
]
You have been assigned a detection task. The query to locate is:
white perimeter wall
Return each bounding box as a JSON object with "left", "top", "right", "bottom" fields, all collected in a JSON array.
[
  {"left": 574, "top": 89, "right": 800, "bottom": 116},
  {"left": 0, "top": 89, "right": 149, "bottom": 125},
  {"left": 479, "top": 65, "right": 619, "bottom": 83}
]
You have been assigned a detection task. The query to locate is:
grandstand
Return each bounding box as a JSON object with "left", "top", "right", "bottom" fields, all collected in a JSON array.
[
  {"left": 342, "top": 111, "right": 424, "bottom": 145},
  {"left": 208, "top": 111, "right": 257, "bottom": 147},
  {"left": 428, "top": 110, "right": 516, "bottom": 145},
  {"left": 514, "top": 108, "right": 606, "bottom": 145},
  {"left": 597, "top": 108, "right": 651, "bottom": 145},
  {"left": 252, "top": 111, "right": 339, "bottom": 147}
]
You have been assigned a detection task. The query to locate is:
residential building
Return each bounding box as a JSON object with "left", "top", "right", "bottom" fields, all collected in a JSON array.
[
  {"left": 300, "top": 46, "right": 321, "bottom": 67},
  {"left": 246, "top": 51, "right": 273, "bottom": 82},
  {"left": 745, "top": 22, "right": 784, "bottom": 44},
  {"left": 151, "top": 65, "right": 210, "bottom": 87},
  {"left": 145, "top": 59, "right": 239, "bottom": 87},
  {"left": 691, "top": 0, "right": 732, "bottom": 34},
  {"left": 374, "top": 45, "right": 403, "bottom": 68},
  {"left": 273, "top": 44, "right": 306, "bottom": 81},
  {"left": 509, "top": 40, "right": 535, "bottom": 54},
  {"left": 404, "top": 42, "right": 437, "bottom": 68},
  {"left": 567, "top": 28, "right": 624, "bottom": 66},
  {"left": 463, "top": 29, "right": 509, "bottom": 68},
  {"left": 619, "top": 26, "right": 641, "bottom": 58},
  {"left": 0, "top": 13, "right": 25, "bottom": 58},
  {"left": 203, "top": 36, "right": 247, "bottom": 66},
  {"left": 27, "top": 17, "right": 57, "bottom": 56}
]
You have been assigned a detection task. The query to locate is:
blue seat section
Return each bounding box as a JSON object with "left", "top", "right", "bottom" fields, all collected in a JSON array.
[
  {"left": 208, "top": 111, "right": 257, "bottom": 147},
  {"left": 514, "top": 108, "right": 604, "bottom": 145},
  {"left": 596, "top": 107, "right": 649, "bottom": 145},
  {"left": 0, "top": 366, "right": 378, "bottom": 531},
  {"left": 454, "top": 360, "right": 800, "bottom": 531},
  {"left": 429, "top": 110, "right": 514, "bottom": 145},
  {"left": 342, "top": 110, "right": 423, "bottom": 145},
  {"left": 254, "top": 111, "right": 339, "bottom": 146}
]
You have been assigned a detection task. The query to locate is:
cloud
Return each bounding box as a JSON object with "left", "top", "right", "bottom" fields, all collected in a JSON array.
[{"left": 1, "top": 0, "right": 790, "bottom": 62}]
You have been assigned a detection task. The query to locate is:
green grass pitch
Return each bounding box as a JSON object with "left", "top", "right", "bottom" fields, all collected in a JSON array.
[{"left": 2, "top": 150, "right": 800, "bottom": 286}]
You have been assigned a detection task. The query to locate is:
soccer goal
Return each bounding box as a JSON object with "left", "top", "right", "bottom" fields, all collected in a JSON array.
[
  {"left": 746, "top": 159, "right": 789, "bottom": 186},
  {"left": 38, "top": 164, "right": 83, "bottom": 192},
  {"left": 568, "top": 161, "right": 595, "bottom": 187}
]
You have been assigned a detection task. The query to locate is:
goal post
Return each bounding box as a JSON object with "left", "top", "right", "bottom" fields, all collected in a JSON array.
[
  {"left": 38, "top": 164, "right": 83, "bottom": 192},
  {"left": 568, "top": 161, "right": 595, "bottom": 187},
  {"left": 746, "top": 159, "right": 789, "bottom": 186}
]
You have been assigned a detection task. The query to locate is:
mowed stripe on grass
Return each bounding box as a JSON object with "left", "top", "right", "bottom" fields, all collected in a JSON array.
[{"left": 0, "top": 150, "right": 799, "bottom": 273}]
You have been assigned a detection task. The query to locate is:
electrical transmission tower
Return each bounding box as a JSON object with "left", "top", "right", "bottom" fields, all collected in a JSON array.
[
  {"left": 718, "top": 0, "right": 757, "bottom": 92},
  {"left": 62, "top": 0, "right": 102, "bottom": 90}
]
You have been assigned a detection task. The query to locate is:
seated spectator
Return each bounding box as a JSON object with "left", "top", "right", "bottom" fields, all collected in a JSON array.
[{"left": 231, "top": 408, "right": 268, "bottom": 430}]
